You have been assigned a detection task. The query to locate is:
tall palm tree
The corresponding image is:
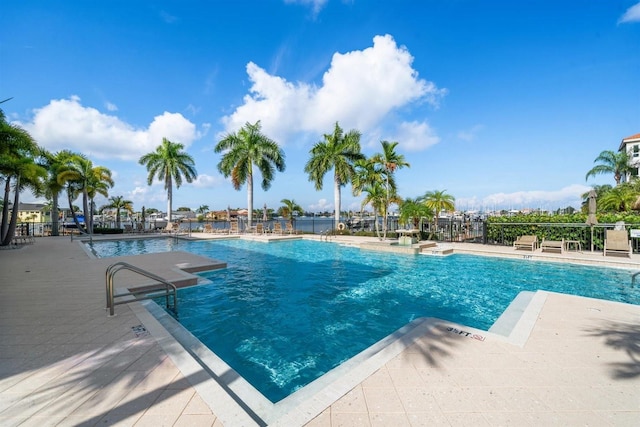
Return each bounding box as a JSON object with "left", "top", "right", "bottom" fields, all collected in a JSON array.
[
  {"left": 371, "top": 140, "right": 410, "bottom": 239},
  {"left": 39, "top": 149, "right": 73, "bottom": 236},
  {"left": 279, "top": 198, "right": 304, "bottom": 223},
  {"left": 104, "top": 195, "right": 133, "bottom": 228},
  {"left": 57, "top": 154, "right": 113, "bottom": 234},
  {"left": 0, "top": 110, "right": 46, "bottom": 245},
  {"left": 585, "top": 150, "right": 634, "bottom": 185},
  {"left": 305, "top": 122, "right": 365, "bottom": 229},
  {"left": 215, "top": 121, "right": 285, "bottom": 227},
  {"left": 139, "top": 138, "right": 197, "bottom": 223},
  {"left": 422, "top": 190, "right": 456, "bottom": 240}
]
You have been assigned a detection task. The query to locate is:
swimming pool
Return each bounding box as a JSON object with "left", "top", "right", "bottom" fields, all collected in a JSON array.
[{"left": 90, "top": 237, "right": 639, "bottom": 402}]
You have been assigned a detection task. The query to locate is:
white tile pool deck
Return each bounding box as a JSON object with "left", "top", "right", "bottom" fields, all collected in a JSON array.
[{"left": 0, "top": 234, "right": 639, "bottom": 426}]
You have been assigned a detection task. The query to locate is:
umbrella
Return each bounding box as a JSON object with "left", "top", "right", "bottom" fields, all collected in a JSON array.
[
  {"left": 227, "top": 205, "right": 231, "bottom": 222},
  {"left": 263, "top": 203, "right": 268, "bottom": 222},
  {"left": 586, "top": 189, "right": 597, "bottom": 226}
]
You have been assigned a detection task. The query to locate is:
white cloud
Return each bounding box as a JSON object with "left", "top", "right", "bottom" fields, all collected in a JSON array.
[
  {"left": 457, "top": 124, "right": 484, "bottom": 142},
  {"left": 308, "top": 198, "right": 333, "bottom": 211},
  {"left": 18, "top": 96, "right": 200, "bottom": 161},
  {"left": 457, "top": 184, "right": 591, "bottom": 210},
  {"left": 619, "top": 2, "right": 640, "bottom": 23},
  {"left": 284, "top": 0, "right": 328, "bottom": 16},
  {"left": 191, "top": 174, "right": 225, "bottom": 189},
  {"left": 222, "top": 34, "right": 445, "bottom": 145},
  {"left": 393, "top": 120, "right": 440, "bottom": 151},
  {"left": 105, "top": 101, "right": 118, "bottom": 112}
]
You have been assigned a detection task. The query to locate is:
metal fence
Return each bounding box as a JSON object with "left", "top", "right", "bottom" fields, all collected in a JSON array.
[{"left": 13, "top": 219, "right": 640, "bottom": 254}]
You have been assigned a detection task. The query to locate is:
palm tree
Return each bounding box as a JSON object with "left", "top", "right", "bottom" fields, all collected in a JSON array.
[
  {"left": 371, "top": 141, "right": 410, "bottom": 239},
  {"left": 57, "top": 154, "right": 113, "bottom": 234},
  {"left": 197, "top": 205, "right": 209, "bottom": 215},
  {"left": 399, "top": 197, "right": 433, "bottom": 231},
  {"left": 279, "top": 198, "right": 304, "bottom": 223},
  {"left": 585, "top": 150, "right": 634, "bottom": 185},
  {"left": 599, "top": 184, "right": 637, "bottom": 212},
  {"left": 104, "top": 196, "right": 133, "bottom": 228},
  {"left": 39, "top": 149, "right": 72, "bottom": 236},
  {"left": 580, "top": 184, "right": 612, "bottom": 214},
  {"left": 139, "top": 138, "right": 197, "bottom": 223},
  {"left": 215, "top": 121, "right": 285, "bottom": 227},
  {"left": 422, "top": 190, "right": 456, "bottom": 240},
  {"left": 305, "top": 122, "right": 365, "bottom": 229},
  {"left": 361, "top": 181, "right": 398, "bottom": 239},
  {"left": 0, "top": 110, "right": 46, "bottom": 245}
]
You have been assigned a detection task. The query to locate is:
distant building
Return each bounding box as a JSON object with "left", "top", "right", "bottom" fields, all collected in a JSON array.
[
  {"left": 619, "top": 132, "right": 640, "bottom": 183},
  {"left": 14, "top": 203, "right": 47, "bottom": 222}
]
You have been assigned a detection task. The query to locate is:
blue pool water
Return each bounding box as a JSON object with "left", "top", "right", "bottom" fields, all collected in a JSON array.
[{"left": 89, "top": 238, "right": 639, "bottom": 402}]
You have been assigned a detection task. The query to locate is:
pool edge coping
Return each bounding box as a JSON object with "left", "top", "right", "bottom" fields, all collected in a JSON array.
[{"left": 129, "top": 288, "right": 548, "bottom": 426}]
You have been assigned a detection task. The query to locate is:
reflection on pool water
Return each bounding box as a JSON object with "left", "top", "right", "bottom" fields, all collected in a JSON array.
[{"left": 89, "top": 238, "right": 639, "bottom": 402}]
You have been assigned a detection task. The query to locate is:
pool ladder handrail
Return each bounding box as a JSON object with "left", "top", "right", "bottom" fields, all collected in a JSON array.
[
  {"left": 106, "top": 261, "right": 178, "bottom": 316},
  {"left": 320, "top": 228, "right": 334, "bottom": 241}
]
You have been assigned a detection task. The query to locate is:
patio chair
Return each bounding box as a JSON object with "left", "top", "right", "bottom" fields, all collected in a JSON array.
[
  {"left": 513, "top": 235, "right": 538, "bottom": 251},
  {"left": 255, "top": 223, "right": 265, "bottom": 234},
  {"left": 285, "top": 222, "right": 295, "bottom": 234},
  {"left": 540, "top": 238, "right": 564, "bottom": 253},
  {"left": 603, "top": 229, "right": 632, "bottom": 257},
  {"left": 161, "top": 222, "right": 177, "bottom": 234},
  {"left": 203, "top": 224, "right": 214, "bottom": 234},
  {"left": 273, "top": 222, "right": 283, "bottom": 235},
  {"left": 229, "top": 221, "right": 239, "bottom": 234}
]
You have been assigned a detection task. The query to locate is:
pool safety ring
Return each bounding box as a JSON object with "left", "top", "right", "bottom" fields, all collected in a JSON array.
[{"left": 337, "top": 222, "right": 346, "bottom": 231}]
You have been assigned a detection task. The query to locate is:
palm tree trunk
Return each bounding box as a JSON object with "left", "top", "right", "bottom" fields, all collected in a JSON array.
[
  {"left": 51, "top": 193, "right": 60, "bottom": 236},
  {"left": 334, "top": 173, "right": 341, "bottom": 229},
  {"left": 1, "top": 178, "right": 11, "bottom": 242},
  {"left": 167, "top": 176, "right": 173, "bottom": 223},
  {"left": 247, "top": 173, "right": 254, "bottom": 227},
  {"left": 1, "top": 175, "right": 21, "bottom": 246},
  {"left": 82, "top": 189, "right": 90, "bottom": 234}
]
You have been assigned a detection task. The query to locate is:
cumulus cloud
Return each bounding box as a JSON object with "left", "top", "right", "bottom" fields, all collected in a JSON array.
[
  {"left": 619, "top": 2, "right": 640, "bottom": 23},
  {"left": 393, "top": 120, "right": 440, "bottom": 151},
  {"left": 222, "top": 34, "right": 445, "bottom": 146},
  {"left": 17, "top": 96, "right": 200, "bottom": 161},
  {"left": 191, "top": 174, "right": 225, "bottom": 189},
  {"left": 308, "top": 198, "right": 333, "bottom": 211},
  {"left": 457, "top": 184, "right": 592, "bottom": 210}
]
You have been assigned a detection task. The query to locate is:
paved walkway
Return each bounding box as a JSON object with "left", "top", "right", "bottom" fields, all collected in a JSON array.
[{"left": 1, "top": 235, "right": 639, "bottom": 426}]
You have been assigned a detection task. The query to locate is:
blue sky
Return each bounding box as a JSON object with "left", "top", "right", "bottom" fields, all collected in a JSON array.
[{"left": 3, "top": 0, "right": 640, "bottom": 214}]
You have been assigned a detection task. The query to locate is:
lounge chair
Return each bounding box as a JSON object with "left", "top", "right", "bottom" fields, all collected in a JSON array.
[
  {"left": 603, "top": 229, "right": 632, "bottom": 257},
  {"left": 540, "top": 238, "right": 564, "bottom": 253},
  {"left": 255, "top": 223, "right": 266, "bottom": 234},
  {"left": 161, "top": 222, "right": 178, "bottom": 234},
  {"left": 513, "top": 235, "right": 538, "bottom": 251},
  {"left": 285, "top": 222, "right": 295, "bottom": 234},
  {"left": 123, "top": 224, "right": 134, "bottom": 234},
  {"left": 203, "top": 224, "right": 214, "bottom": 234},
  {"left": 273, "top": 222, "right": 283, "bottom": 235},
  {"left": 229, "top": 221, "right": 239, "bottom": 234}
]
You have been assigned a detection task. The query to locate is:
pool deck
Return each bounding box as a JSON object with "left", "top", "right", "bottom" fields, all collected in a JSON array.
[{"left": 1, "top": 234, "right": 639, "bottom": 426}]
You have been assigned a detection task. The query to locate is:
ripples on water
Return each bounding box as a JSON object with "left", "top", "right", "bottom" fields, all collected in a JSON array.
[{"left": 89, "top": 238, "right": 639, "bottom": 402}]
